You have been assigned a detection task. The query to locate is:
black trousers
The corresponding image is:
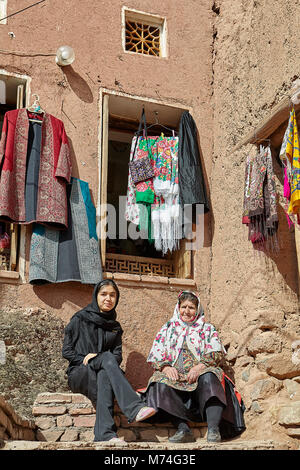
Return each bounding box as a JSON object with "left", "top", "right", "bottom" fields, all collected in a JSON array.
[{"left": 68, "top": 351, "right": 145, "bottom": 441}]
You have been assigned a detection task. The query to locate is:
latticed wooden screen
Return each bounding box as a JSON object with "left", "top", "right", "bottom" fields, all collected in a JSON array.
[
  {"left": 125, "top": 20, "right": 161, "bottom": 56},
  {"left": 105, "top": 253, "right": 175, "bottom": 277}
]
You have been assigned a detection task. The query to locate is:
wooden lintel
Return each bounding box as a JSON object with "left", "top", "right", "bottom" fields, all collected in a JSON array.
[{"left": 233, "top": 93, "right": 300, "bottom": 152}]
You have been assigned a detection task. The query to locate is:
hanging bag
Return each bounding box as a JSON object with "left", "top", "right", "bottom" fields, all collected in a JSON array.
[{"left": 129, "top": 109, "right": 155, "bottom": 184}]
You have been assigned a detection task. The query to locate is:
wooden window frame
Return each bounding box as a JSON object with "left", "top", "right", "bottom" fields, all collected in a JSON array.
[
  {"left": 97, "top": 88, "right": 196, "bottom": 281},
  {"left": 0, "top": 70, "right": 31, "bottom": 283},
  {"left": 0, "top": 0, "right": 7, "bottom": 25}
]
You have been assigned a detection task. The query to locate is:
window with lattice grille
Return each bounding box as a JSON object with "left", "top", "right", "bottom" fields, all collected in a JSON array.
[{"left": 122, "top": 8, "right": 167, "bottom": 58}]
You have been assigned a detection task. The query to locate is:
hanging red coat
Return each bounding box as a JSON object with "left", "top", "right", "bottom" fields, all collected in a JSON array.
[{"left": 0, "top": 109, "right": 72, "bottom": 229}]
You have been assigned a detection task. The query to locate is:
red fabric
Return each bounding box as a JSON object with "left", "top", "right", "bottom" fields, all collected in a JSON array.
[
  {"left": 224, "top": 374, "right": 242, "bottom": 406},
  {"left": 0, "top": 109, "right": 72, "bottom": 228}
]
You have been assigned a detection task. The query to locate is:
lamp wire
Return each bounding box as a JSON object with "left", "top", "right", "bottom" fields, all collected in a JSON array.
[{"left": 0, "top": 0, "right": 46, "bottom": 23}]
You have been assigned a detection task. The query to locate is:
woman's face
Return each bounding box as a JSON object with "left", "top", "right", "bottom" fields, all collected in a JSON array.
[
  {"left": 97, "top": 284, "right": 118, "bottom": 312},
  {"left": 179, "top": 300, "right": 198, "bottom": 323}
]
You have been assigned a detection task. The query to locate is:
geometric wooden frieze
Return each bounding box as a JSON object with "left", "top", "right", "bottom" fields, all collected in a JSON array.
[{"left": 105, "top": 253, "right": 175, "bottom": 277}]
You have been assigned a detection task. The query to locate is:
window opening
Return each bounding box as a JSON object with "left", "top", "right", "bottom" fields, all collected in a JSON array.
[
  {"left": 0, "top": 72, "right": 27, "bottom": 273},
  {"left": 100, "top": 92, "right": 192, "bottom": 279},
  {"left": 123, "top": 7, "right": 167, "bottom": 58},
  {"left": 0, "top": 0, "right": 7, "bottom": 25}
]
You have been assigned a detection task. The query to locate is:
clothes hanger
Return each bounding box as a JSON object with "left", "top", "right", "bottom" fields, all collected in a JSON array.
[
  {"left": 146, "top": 111, "right": 177, "bottom": 135},
  {"left": 27, "top": 94, "right": 44, "bottom": 123}
]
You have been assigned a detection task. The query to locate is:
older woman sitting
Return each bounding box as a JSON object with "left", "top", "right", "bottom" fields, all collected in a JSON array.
[{"left": 141, "top": 291, "right": 245, "bottom": 443}]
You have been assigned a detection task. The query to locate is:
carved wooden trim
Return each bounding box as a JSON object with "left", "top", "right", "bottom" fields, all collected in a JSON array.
[{"left": 105, "top": 253, "right": 176, "bottom": 277}]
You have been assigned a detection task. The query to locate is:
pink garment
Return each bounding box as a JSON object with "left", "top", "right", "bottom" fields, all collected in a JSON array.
[{"left": 283, "top": 167, "right": 291, "bottom": 199}]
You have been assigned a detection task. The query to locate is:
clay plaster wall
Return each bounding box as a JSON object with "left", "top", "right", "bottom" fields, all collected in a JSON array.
[
  {"left": 0, "top": 1, "right": 214, "bottom": 388},
  {"left": 210, "top": 0, "right": 300, "bottom": 447}
]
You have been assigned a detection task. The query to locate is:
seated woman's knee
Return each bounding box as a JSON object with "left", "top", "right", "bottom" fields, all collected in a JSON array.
[{"left": 101, "top": 351, "right": 118, "bottom": 368}]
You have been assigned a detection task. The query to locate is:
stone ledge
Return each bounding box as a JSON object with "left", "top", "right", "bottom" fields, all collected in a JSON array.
[
  {"left": 1, "top": 439, "right": 288, "bottom": 451},
  {"left": 32, "top": 392, "right": 207, "bottom": 443}
]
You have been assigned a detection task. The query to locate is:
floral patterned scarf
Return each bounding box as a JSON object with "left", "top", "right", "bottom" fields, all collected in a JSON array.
[{"left": 147, "top": 291, "right": 225, "bottom": 366}]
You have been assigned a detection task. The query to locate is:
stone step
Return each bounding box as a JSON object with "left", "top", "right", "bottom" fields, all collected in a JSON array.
[{"left": 1, "top": 439, "right": 288, "bottom": 451}]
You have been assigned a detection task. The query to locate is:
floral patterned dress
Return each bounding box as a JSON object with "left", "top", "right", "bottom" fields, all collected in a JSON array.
[{"left": 147, "top": 339, "right": 224, "bottom": 392}]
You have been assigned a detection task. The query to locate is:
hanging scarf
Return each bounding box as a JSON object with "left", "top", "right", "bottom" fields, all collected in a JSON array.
[
  {"left": 243, "top": 145, "right": 278, "bottom": 248},
  {"left": 147, "top": 291, "right": 225, "bottom": 366},
  {"left": 285, "top": 108, "right": 300, "bottom": 215}
]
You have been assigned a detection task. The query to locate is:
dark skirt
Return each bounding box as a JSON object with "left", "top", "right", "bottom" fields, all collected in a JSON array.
[{"left": 141, "top": 372, "right": 246, "bottom": 440}]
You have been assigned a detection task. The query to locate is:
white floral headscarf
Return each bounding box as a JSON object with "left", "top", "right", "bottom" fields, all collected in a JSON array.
[{"left": 147, "top": 291, "right": 226, "bottom": 365}]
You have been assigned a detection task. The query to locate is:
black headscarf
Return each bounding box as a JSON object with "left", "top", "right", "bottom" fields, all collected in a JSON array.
[{"left": 75, "top": 280, "right": 123, "bottom": 333}]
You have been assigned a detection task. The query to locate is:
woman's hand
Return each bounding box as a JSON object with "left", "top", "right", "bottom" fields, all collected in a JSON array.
[
  {"left": 162, "top": 366, "right": 179, "bottom": 381},
  {"left": 187, "top": 364, "right": 206, "bottom": 384},
  {"left": 83, "top": 353, "right": 97, "bottom": 365}
]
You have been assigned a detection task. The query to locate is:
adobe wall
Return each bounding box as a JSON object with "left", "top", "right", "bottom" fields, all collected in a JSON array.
[
  {"left": 210, "top": 0, "right": 300, "bottom": 447},
  {"left": 0, "top": 1, "right": 214, "bottom": 397}
]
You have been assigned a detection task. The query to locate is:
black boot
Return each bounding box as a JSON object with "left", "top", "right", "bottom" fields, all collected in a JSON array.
[
  {"left": 207, "top": 426, "right": 221, "bottom": 442},
  {"left": 169, "top": 429, "right": 196, "bottom": 443}
]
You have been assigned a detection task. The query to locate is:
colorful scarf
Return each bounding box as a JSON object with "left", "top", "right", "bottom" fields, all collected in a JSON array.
[
  {"left": 243, "top": 145, "right": 278, "bottom": 248},
  {"left": 147, "top": 291, "right": 225, "bottom": 366},
  {"left": 125, "top": 135, "right": 181, "bottom": 254},
  {"left": 286, "top": 108, "right": 300, "bottom": 215}
]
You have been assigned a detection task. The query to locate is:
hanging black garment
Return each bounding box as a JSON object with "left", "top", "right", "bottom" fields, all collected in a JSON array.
[
  {"left": 178, "top": 112, "right": 210, "bottom": 212},
  {"left": 62, "top": 280, "right": 123, "bottom": 401}
]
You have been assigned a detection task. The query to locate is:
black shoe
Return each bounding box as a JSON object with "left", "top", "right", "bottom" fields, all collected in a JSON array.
[
  {"left": 168, "top": 430, "right": 196, "bottom": 443},
  {"left": 207, "top": 427, "right": 221, "bottom": 442}
]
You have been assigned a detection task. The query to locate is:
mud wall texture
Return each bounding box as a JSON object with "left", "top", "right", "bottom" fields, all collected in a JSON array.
[
  {"left": 209, "top": 0, "right": 300, "bottom": 448},
  {"left": 0, "top": 0, "right": 213, "bottom": 415}
]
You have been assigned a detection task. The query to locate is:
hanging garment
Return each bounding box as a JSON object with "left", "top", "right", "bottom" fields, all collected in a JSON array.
[
  {"left": 285, "top": 108, "right": 300, "bottom": 215},
  {"left": 126, "top": 134, "right": 181, "bottom": 254},
  {"left": 177, "top": 111, "right": 210, "bottom": 212},
  {"left": 242, "top": 145, "right": 278, "bottom": 248},
  {"left": 0, "top": 109, "right": 72, "bottom": 229},
  {"left": 29, "top": 177, "right": 102, "bottom": 285}
]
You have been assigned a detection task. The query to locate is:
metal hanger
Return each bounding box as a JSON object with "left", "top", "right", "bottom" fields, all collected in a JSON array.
[
  {"left": 146, "top": 111, "right": 177, "bottom": 135},
  {"left": 27, "top": 94, "right": 44, "bottom": 123}
]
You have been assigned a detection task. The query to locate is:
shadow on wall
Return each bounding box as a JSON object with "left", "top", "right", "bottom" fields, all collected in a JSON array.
[
  {"left": 32, "top": 282, "right": 93, "bottom": 311},
  {"left": 124, "top": 351, "right": 153, "bottom": 390},
  {"left": 62, "top": 65, "right": 93, "bottom": 103}
]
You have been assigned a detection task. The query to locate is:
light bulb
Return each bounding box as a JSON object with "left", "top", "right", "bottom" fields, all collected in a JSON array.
[{"left": 55, "top": 46, "right": 75, "bottom": 66}]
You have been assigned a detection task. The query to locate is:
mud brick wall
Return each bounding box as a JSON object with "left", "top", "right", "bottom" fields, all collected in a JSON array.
[
  {"left": 0, "top": 396, "right": 36, "bottom": 442},
  {"left": 32, "top": 392, "right": 207, "bottom": 442}
]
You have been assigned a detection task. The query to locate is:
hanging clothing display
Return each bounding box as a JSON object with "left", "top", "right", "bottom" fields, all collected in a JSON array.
[
  {"left": 177, "top": 111, "right": 210, "bottom": 212},
  {"left": 242, "top": 145, "right": 278, "bottom": 249},
  {"left": 126, "top": 133, "right": 180, "bottom": 255},
  {"left": 125, "top": 111, "right": 209, "bottom": 255},
  {"left": 29, "top": 177, "right": 102, "bottom": 285},
  {"left": 0, "top": 109, "right": 72, "bottom": 229},
  {"left": 279, "top": 108, "right": 300, "bottom": 225}
]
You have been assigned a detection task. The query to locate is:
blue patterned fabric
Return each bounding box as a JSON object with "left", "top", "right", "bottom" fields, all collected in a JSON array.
[{"left": 29, "top": 177, "right": 102, "bottom": 285}]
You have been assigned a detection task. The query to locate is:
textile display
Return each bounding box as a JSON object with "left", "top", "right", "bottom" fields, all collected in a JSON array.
[
  {"left": 125, "top": 111, "right": 210, "bottom": 255},
  {"left": 242, "top": 144, "right": 278, "bottom": 248},
  {"left": 0, "top": 109, "right": 72, "bottom": 229},
  {"left": 279, "top": 108, "right": 300, "bottom": 225},
  {"left": 29, "top": 177, "right": 102, "bottom": 285}
]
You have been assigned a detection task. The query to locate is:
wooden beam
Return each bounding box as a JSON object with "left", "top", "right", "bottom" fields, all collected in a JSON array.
[
  {"left": 233, "top": 94, "right": 300, "bottom": 152},
  {"left": 100, "top": 94, "right": 109, "bottom": 267}
]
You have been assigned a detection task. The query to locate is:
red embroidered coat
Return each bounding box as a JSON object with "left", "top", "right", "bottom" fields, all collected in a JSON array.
[{"left": 0, "top": 109, "right": 72, "bottom": 229}]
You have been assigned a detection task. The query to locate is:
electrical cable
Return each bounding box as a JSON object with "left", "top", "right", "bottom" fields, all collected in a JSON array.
[{"left": 0, "top": 0, "right": 46, "bottom": 23}]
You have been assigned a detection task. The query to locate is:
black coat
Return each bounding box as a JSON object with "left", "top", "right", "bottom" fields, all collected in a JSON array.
[
  {"left": 178, "top": 111, "right": 210, "bottom": 212},
  {"left": 62, "top": 280, "right": 123, "bottom": 403}
]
